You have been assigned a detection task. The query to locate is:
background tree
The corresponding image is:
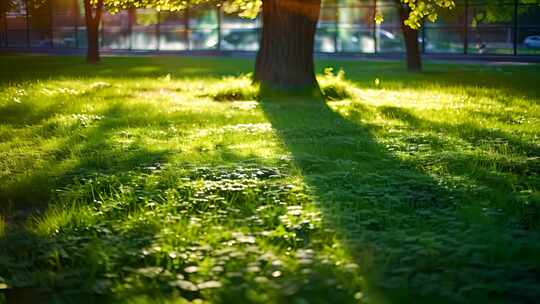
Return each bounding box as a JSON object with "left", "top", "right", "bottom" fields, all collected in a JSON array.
[
  {"left": 387, "top": 0, "right": 455, "bottom": 72},
  {"left": 396, "top": 0, "right": 540, "bottom": 71},
  {"left": 28, "top": 0, "right": 52, "bottom": 45},
  {"left": 107, "top": 0, "right": 455, "bottom": 90},
  {"left": 84, "top": 0, "right": 104, "bottom": 63},
  {"left": 0, "top": 0, "right": 17, "bottom": 15},
  {"left": 396, "top": 0, "right": 422, "bottom": 71},
  {"left": 468, "top": 0, "right": 540, "bottom": 51}
]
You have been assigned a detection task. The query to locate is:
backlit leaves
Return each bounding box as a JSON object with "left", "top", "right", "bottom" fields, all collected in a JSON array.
[{"left": 401, "top": 0, "right": 456, "bottom": 29}]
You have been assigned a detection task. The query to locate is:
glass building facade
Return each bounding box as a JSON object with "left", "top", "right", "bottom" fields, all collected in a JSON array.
[{"left": 1, "top": 0, "right": 539, "bottom": 56}]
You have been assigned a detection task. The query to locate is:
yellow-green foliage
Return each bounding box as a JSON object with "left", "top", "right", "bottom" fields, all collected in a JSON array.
[
  {"left": 206, "top": 74, "right": 259, "bottom": 101},
  {"left": 318, "top": 67, "right": 356, "bottom": 101}
]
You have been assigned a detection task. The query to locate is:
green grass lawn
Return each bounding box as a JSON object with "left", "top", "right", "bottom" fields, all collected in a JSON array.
[{"left": 0, "top": 55, "right": 539, "bottom": 303}]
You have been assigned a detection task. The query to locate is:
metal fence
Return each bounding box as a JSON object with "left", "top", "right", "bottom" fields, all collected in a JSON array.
[{"left": 1, "top": 0, "right": 539, "bottom": 56}]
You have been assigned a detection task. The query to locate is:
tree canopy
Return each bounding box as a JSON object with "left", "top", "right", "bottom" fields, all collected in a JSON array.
[
  {"left": 101, "top": 0, "right": 457, "bottom": 29},
  {"left": 0, "top": 0, "right": 16, "bottom": 14},
  {"left": 391, "top": 0, "right": 455, "bottom": 28},
  {"left": 469, "top": 0, "right": 540, "bottom": 26}
]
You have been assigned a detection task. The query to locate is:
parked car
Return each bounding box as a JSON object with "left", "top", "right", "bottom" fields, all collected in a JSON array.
[
  {"left": 524, "top": 35, "right": 540, "bottom": 48},
  {"left": 221, "top": 28, "right": 259, "bottom": 51}
]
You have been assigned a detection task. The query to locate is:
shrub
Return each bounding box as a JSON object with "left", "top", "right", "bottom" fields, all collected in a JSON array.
[
  {"left": 318, "top": 67, "right": 355, "bottom": 101},
  {"left": 207, "top": 74, "right": 259, "bottom": 101}
]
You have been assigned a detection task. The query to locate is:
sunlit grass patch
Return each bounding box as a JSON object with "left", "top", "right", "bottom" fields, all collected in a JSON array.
[
  {"left": 28, "top": 204, "right": 96, "bottom": 237},
  {"left": 0, "top": 55, "right": 539, "bottom": 303},
  {"left": 205, "top": 74, "right": 259, "bottom": 101},
  {"left": 318, "top": 67, "right": 357, "bottom": 101},
  {"left": 205, "top": 69, "right": 359, "bottom": 102}
]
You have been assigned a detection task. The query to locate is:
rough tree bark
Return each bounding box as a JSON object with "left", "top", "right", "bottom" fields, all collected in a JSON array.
[
  {"left": 84, "top": 0, "right": 103, "bottom": 63},
  {"left": 254, "top": 0, "right": 321, "bottom": 93},
  {"left": 397, "top": 1, "right": 422, "bottom": 71}
]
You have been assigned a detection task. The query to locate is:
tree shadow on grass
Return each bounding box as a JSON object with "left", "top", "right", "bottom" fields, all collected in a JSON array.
[
  {"left": 0, "top": 130, "right": 365, "bottom": 303},
  {"left": 1, "top": 90, "right": 370, "bottom": 303},
  {"left": 0, "top": 97, "right": 172, "bottom": 215},
  {"left": 1, "top": 59, "right": 540, "bottom": 302},
  {"left": 259, "top": 97, "right": 540, "bottom": 303},
  {"left": 378, "top": 105, "right": 540, "bottom": 157},
  {"left": 0, "top": 101, "right": 172, "bottom": 302},
  {"left": 377, "top": 105, "right": 540, "bottom": 226}
]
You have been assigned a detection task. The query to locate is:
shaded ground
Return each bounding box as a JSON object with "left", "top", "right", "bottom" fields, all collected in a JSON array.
[{"left": 0, "top": 55, "right": 539, "bottom": 303}]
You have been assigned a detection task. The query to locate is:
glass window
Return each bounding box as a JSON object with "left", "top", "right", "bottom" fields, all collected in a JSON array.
[
  {"left": 338, "top": 6, "right": 374, "bottom": 28},
  {"left": 221, "top": 28, "right": 259, "bottom": 51},
  {"left": 424, "top": 28, "right": 464, "bottom": 53},
  {"left": 77, "top": 28, "right": 87, "bottom": 48},
  {"left": 52, "top": 0, "right": 78, "bottom": 48},
  {"left": 190, "top": 28, "right": 218, "bottom": 50},
  {"left": 76, "top": 0, "right": 87, "bottom": 49},
  {"left": 375, "top": 4, "right": 400, "bottom": 28},
  {"left": 52, "top": 28, "right": 76, "bottom": 48},
  {"left": 0, "top": 14, "right": 6, "bottom": 47},
  {"left": 319, "top": 7, "right": 337, "bottom": 28},
  {"left": 323, "top": 0, "right": 338, "bottom": 6},
  {"left": 53, "top": 0, "right": 78, "bottom": 26},
  {"left": 518, "top": 4, "right": 540, "bottom": 27},
  {"left": 7, "top": 29, "right": 27, "bottom": 47},
  {"left": 29, "top": 28, "right": 50, "bottom": 48},
  {"left": 189, "top": 8, "right": 218, "bottom": 50},
  {"left": 102, "top": 11, "right": 130, "bottom": 49},
  {"left": 468, "top": 4, "right": 514, "bottom": 27},
  {"left": 315, "top": 27, "right": 336, "bottom": 52},
  {"left": 468, "top": 27, "right": 514, "bottom": 54},
  {"left": 337, "top": 0, "right": 374, "bottom": 5},
  {"left": 159, "top": 28, "right": 188, "bottom": 51},
  {"left": 338, "top": 28, "right": 375, "bottom": 52},
  {"left": 160, "top": 11, "right": 187, "bottom": 26},
  {"left": 376, "top": 27, "right": 404, "bottom": 52},
  {"left": 425, "top": 5, "right": 466, "bottom": 27},
  {"left": 220, "top": 11, "right": 260, "bottom": 50},
  {"left": 132, "top": 9, "right": 158, "bottom": 50},
  {"left": 221, "top": 11, "right": 259, "bottom": 29},
  {"left": 159, "top": 11, "right": 188, "bottom": 51},
  {"left": 6, "top": 0, "right": 28, "bottom": 47},
  {"left": 28, "top": 0, "right": 51, "bottom": 48},
  {"left": 189, "top": 8, "right": 218, "bottom": 29}
]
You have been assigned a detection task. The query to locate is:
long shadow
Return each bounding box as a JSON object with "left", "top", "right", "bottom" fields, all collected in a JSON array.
[
  {"left": 0, "top": 97, "right": 371, "bottom": 303},
  {"left": 0, "top": 97, "right": 175, "bottom": 302},
  {"left": 378, "top": 105, "right": 540, "bottom": 157},
  {"left": 0, "top": 96, "right": 171, "bottom": 215},
  {"left": 1, "top": 56, "right": 539, "bottom": 302},
  {"left": 259, "top": 97, "right": 540, "bottom": 303},
  {"left": 377, "top": 105, "right": 540, "bottom": 222}
]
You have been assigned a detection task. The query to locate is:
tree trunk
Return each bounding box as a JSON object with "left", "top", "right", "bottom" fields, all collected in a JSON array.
[
  {"left": 254, "top": 0, "right": 321, "bottom": 94},
  {"left": 397, "top": 2, "right": 422, "bottom": 71},
  {"left": 86, "top": 19, "right": 100, "bottom": 63},
  {"left": 84, "top": 0, "right": 103, "bottom": 64}
]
